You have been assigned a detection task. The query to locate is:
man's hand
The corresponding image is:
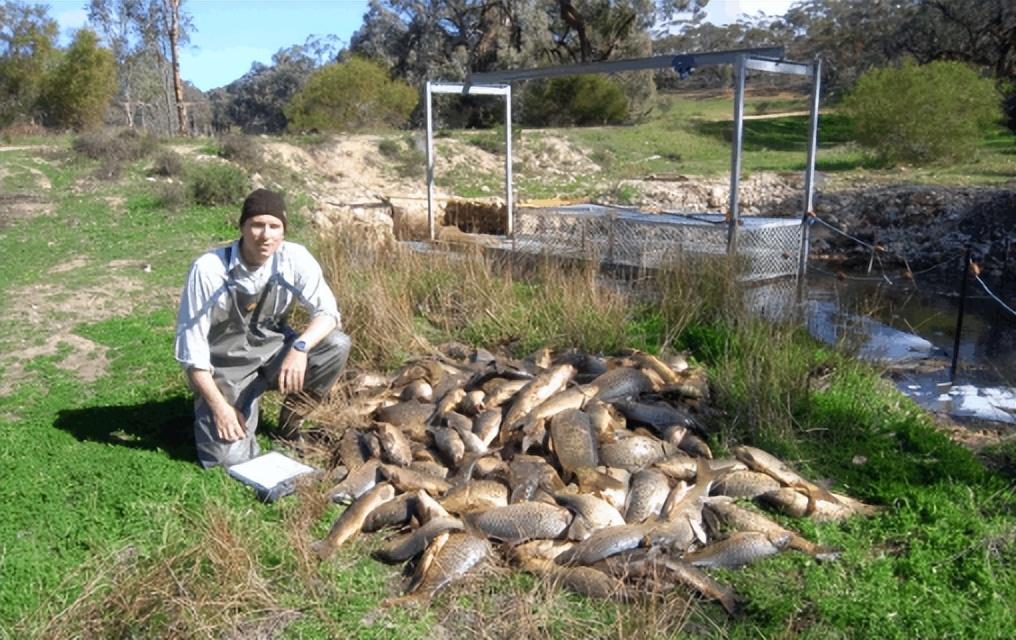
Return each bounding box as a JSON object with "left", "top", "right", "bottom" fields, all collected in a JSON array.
[
  {"left": 279, "top": 348, "right": 308, "bottom": 395},
  {"left": 213, "top": 405, "right": 247, "bottom": 442}
]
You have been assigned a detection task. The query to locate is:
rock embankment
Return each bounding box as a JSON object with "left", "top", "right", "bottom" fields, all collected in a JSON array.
[{"left": 810, "top": 185, "right": 1016, "bottom": 278}]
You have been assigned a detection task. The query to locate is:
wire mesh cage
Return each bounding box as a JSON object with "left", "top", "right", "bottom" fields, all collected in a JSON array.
[{"left": 514, "top": 205, "right": 803, "bottom": 282}]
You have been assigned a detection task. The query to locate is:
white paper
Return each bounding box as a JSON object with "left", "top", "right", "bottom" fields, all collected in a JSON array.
[{"left": 227, "top": 451, "right": 316, "bottom": 491}]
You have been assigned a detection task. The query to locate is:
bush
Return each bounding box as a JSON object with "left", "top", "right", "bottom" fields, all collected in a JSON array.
[
  {"left": 285, "top": 56, "right": 418, "bottom": 132},
  {"left": 522, "top": 76, "right": 629, "bottom": 127},
  {"left": 843, "top": 60, "right": 1001, "bottom": 164},
  {"left": 188, "top": 163, "right": 249, "bottom": 207},
  {"left": 151, "top": 151, "right": 184, "bottom": 177},
  {"left": 37, "top": 29, "right": 116, "bottom": 131},
  {"left": 216, "top": 134, "right": 263, "bottom": 170},
  {"left": 156, "top": 181, "right": 189, "bottom": 210},
  {"left": 72, "top": 128, "right": 159, "bottom": 162}
]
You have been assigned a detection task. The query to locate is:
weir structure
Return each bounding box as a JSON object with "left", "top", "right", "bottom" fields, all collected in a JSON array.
[{"left": 424, "top": 46, "right": 821, "bottom": 290}]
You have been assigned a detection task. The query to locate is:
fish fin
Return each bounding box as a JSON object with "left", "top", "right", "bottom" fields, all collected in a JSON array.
[
  {"left": 796, "top": 484, "right": 820, "bottom": 516},
  {"left": 689, "top": 514, "right": 708, "bottom": 545}
]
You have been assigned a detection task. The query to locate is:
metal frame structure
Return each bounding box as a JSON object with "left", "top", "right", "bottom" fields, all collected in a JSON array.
[
  {"left": 425, "top": 82, "right": 512, "bottom": 240},
  {"left": 424, "top": 46, "right": 820, "bottom": 282}
]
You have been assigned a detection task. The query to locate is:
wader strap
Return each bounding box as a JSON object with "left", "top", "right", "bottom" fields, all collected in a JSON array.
[{"left": 248, "top": 252, "right": 282, "bottom": 337}]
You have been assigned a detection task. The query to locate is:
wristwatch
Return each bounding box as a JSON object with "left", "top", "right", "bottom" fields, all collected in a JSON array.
[{"left": 292, "top": 340, "right": 309, "bottom": 353}]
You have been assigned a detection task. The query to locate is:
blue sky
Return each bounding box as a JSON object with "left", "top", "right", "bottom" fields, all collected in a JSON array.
[{"left": 43, "top": 0, "right": 794, "bottom": 92}]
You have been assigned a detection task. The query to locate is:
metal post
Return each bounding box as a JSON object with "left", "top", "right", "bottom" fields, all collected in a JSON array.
[
  {"left": 950, "top": 247, "right": 971, "bottom": 383},
  {"left": 505, "top": 84, "right": 514, "bottom": 237},
  {"left": 797, "top": 59, "right": 822, "bottom": 301},
  {"left": 727, "top": 54, "right": 746, "bottom": 255},
  {"left": 424, "top": 81, "right": 435, "bottom": 241}
]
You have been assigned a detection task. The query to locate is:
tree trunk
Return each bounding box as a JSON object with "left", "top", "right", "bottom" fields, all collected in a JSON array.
[{"left": 167, "top": 0, "right": 187, "bottom": 135}]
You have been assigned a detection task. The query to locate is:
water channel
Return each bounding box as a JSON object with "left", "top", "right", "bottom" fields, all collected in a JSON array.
[{"left": 801, "top": 265, "right": 1016, "bottom": 424}]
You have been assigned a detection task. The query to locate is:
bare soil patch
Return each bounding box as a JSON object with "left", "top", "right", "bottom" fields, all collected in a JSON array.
[
  {"left": 0, "top": 193, "right": 50, "bottom": 229},
  {"left": 0, "top": 274, "right": 145, "bottom": 395}
]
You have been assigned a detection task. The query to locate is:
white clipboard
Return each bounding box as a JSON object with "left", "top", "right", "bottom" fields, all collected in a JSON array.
[{"left": 227, "top": 451, "right": 317, "bottom": 502}]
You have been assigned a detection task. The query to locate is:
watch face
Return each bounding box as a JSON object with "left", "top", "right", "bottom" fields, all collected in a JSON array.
[{"left": 294, "top": 340, "right": 308, "bottom": 352}]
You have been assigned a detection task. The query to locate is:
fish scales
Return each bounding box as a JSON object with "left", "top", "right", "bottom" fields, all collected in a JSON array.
[
  {"left": 554, "top": 523, "right": 652, "bottom": 566},
  {"left": 374, "top": 516, "right": 464, "bottom": 564},
  {"left": 502, "top": 364, "right": 576, "bottom": 430},
  {"left": 330, "top": 459, "right": 383, "bottom": 504},
  {"left": 468, "top": 502, "right": 572, "bottom": 542},
  {"left": 590, "top": 367, "right": 655, "bottom": 403},
  {"left": 599, "top": 434, "right": 673, "bottom": 470},
  {"left": 374, "top": 422, "right": 413, "bottom": 467},
  {"left": 613, "top": 400, "right": 699, "bottom": 432},
  {"left": 554, "top": 492, "right": 626, "bottom": 532},
  {"left": 549, "top": 409, "right": 599, "bottom": 478},
  {"left": 314, "top": 482, "right": 396, "bottom": 560},
  {"left": 624, "top": 469, "right": 671, "bottom": 523},
  {"left": 362, "top": 492, "right": 417, "bottom": 532},
  {"left": 441, "top": 480, "right": 510, "bottom": 514},
  {"left": 375, "top": 402, "right": 436, "bottom": 430},
  {"left": 713, "top": 470, "right": 782, "bottom": 498},
  {"left": 405, "top": 532, "right": 491, "bottom": 601},
  {"left": 682, "top": 531, "right": 791, "bottom": 568}
]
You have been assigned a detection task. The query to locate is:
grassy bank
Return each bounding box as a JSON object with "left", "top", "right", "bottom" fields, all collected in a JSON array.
[{"left": 2, "top": 111, "right": 1015, "bottom": 638}]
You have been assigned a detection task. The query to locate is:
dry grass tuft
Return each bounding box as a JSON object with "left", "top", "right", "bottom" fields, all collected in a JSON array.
[
  {"left": 317, "top": 226, "right": 634, "bottom": 372},
  {"left": 22, "top": 506, "right": 296, "bottom": 640},
  {"left": 419, "top": 558, "right": 710, "bottom": 640}
]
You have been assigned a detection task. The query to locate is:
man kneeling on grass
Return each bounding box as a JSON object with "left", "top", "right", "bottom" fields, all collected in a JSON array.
[{"left": 174, "top": 188, "right": 350, "bottom": 468}]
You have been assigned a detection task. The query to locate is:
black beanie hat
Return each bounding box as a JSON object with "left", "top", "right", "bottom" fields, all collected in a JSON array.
[{"left": 240, "top": 189, "right": 287, "bottom": 229}]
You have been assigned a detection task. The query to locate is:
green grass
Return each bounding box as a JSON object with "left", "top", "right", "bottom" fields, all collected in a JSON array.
[{"left": 2, "top": 114, "right": 1016, "bottom": 637}]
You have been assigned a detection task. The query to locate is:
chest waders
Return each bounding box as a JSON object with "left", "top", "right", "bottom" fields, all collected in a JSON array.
[{"left": 193, "top": 247, "right": 351, "bottom": 469}]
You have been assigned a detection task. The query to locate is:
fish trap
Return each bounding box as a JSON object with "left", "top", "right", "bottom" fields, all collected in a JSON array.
[{"left": 513, "top": 204, "right": 803, "bottom": 283}]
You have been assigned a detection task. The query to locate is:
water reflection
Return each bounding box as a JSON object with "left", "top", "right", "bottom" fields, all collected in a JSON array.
[{"left": 745, "top": 269, "right": 1016, "bottom": 423}]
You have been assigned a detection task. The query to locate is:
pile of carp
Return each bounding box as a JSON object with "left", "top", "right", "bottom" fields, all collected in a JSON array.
[{"left": 308, "top": 345, "right": 880, "bottom": 612}]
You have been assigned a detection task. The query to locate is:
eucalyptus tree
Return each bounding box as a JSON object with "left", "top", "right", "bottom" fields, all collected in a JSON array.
[
  {"left": 218, "top": 38, "right": 336, "bottom": 133},
  {"left": 349, "top": 0, "right": 709, "bottom": 123},
  {"left": 87, "top": 0, "right": 193, "bottom": 134}
]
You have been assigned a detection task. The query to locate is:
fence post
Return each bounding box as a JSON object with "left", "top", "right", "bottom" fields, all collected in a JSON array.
[{"left": 949, "top": 247, "right": 971, "bottom": 384}]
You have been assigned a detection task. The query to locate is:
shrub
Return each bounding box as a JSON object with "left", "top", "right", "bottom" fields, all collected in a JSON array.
[
  {"left": 37, "top": 29, "right": 116, "bottom": 131},
  {"left": 151, "top": 151, "right": 184, "bottom": 177},
  {"left": 72, "top": 128, "right": 158, "bottom": 162},
  {"left": 188, "top": 163, "right": 249, "bottom": 207},
  {"left": 843, "top": 60, "right": 1001, "bottom": 164},
  {"left": 216, "top": 133, "right": 263, "bottom": 170},
  {"left": 156, "top": 181, "right": 189, "bottom": 210},
  {"left": 522, "top": 76, "right": 629, "bottom": 127},
  {"left": 285, "top": 56, "right": 418, "bottom": 132}
]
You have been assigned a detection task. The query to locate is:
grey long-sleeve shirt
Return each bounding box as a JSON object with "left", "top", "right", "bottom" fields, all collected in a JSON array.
[{"left": 174, "top": 239, "right": 340, "bottom": 372}]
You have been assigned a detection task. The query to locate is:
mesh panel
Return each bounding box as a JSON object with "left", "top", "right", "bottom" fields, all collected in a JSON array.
[{"left": 514, "top": 206, "right": 802, "bottom": 281}]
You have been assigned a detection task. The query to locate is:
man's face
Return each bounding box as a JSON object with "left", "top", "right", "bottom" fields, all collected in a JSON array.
[{"left": 240, "top": 214, "right": 284, "bottom": 266}]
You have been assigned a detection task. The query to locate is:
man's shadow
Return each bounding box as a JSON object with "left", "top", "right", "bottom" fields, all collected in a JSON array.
[{"left": 55, "top": 395, "right": 197, "bottom": 462}]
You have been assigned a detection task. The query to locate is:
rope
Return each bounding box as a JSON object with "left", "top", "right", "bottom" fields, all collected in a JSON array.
[
  {"left": 974, "top": 274, "right": 1016, "bottom": 318},
  {"left": 811, "top": 215, "right": 881, "bottom": 252}
]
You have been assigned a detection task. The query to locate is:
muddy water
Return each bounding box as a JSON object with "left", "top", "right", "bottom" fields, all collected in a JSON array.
[
  {"left": 806, "top": 270, "right": 1016, "bottom": 385},
  {"left": 803, "top": 267, "right": 1016, "bottom": 423}
]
